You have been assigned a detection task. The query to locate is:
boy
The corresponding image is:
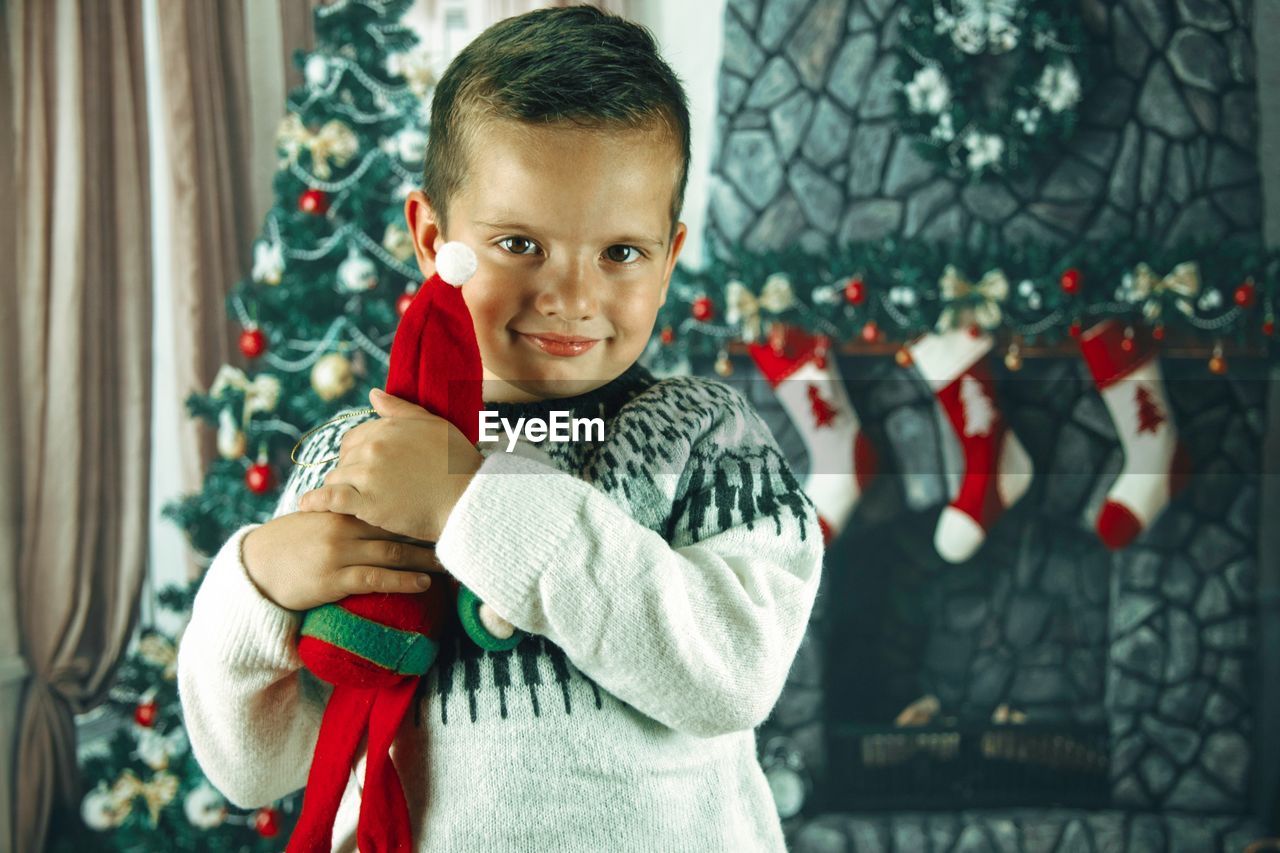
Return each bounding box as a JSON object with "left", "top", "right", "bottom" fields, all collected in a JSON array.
[{"left": 177, "top": 6, "right": 823, "bottom": 851}]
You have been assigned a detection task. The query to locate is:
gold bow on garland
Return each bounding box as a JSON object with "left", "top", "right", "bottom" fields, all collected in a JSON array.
[
  {"left": 276, "top": 114, "right": 359, "bottom": 180},
  {"left": 111, "top": 769, "right": 179, "bottom": 826},
  {"left": 210, "top": 365, "right": 282, "bottom": 424},
  {"left": 725, "top": 275, "right": 796, "bottom": 341},
  {"left": 1119, "top": 261, "right": 1202, "bottom": 321},
  {"left": 936, "top": 264, "right": 1009, "bottom": 332}
]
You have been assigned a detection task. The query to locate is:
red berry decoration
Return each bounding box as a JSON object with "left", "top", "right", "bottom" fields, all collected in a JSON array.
[
  {"left": 298, "top": 188, "right": 329, "bottom": 215},
  {"left": 246, "top": 461, "right": 275, "bottom": 495},
  {"left": 1060, "top": 268, "right": 1082, "bottom": 295},
  {"left": 1234, "top": 280, "right": 1257, "bottom": 309},
  {"left": 691, "top": 296, "right": 714, "bottom": 322},
  {"left": 844, "top": 276, "right": 866, "bottom": 305},
  {"left": 396, "top": 291, "right": 415, "bottom": 317},
  {"left": 134, "top": 700, "right": 157, "bottom": 728},
  {"left": 239, "top": 327, "right": 267, "bottom": 359},
  {"left": 966, "top": 324, "right": 982, "bottom": 338},
  {"left": 659, "top": 326, "right": 674, "bottom": 345},
  {"left": 860, "top": 320, "right": 879, "bottom": 342},
  {"left": 253, "top": 808, "right": 281, "bottom": 838}
]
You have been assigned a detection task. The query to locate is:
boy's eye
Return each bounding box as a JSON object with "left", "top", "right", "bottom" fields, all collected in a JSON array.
[
  {"left": 499, "top": 237, "right": 540, "bottom": 256},
  {"left": 605, "top": 245, "right": 643, "bottom": 265}
]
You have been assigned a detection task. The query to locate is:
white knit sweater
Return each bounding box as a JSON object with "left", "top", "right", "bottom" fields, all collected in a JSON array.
[{"left": 177, "top": 364, "right": 823, "bottom": 852}]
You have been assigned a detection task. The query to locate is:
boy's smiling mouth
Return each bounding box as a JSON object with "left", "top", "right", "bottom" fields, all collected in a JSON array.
[{"left": 517, "top": 331, "right": 602, "bottom": 357}]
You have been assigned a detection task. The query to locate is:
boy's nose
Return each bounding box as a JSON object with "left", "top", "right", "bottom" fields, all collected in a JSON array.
[{"left": 536, "top": 259, "right": 598, "bottom": 321}]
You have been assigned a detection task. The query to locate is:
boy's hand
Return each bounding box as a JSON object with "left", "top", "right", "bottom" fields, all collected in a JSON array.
[
  {"left": 243, "top": 511, "right": 443, "bottom": 612},
  {"left": 296, "top": 388, "right": 485, "bottom": 543}
]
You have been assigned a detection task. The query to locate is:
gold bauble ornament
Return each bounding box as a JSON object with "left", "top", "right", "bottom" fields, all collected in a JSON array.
[
  {"left": 714, "top": 350, "right": 733, "bottom": 376},
  {"left": 216, "top": 407, "right": 247, "bottom": 459},
  {"left": 1003, "top": 342, "right": 1022, "bottom": 372},
  {"left": 311, "top": 352, "right": 355, "bottom": 401}
]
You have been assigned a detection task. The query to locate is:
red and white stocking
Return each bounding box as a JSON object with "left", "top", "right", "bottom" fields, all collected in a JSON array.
[
  {"left": 908, "top": 329, "right": 1034, "bottom": 563},
  {"left": 1078, "top": 320, "right": 1190, "bottom": 549},
  {"left": 748, "top": 325, "right": 877, "bottom": 546}
]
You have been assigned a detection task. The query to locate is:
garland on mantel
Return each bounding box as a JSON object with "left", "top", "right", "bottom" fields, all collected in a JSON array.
[{"left": 648, "top": 235, "right": 1280, "bottom": 375}]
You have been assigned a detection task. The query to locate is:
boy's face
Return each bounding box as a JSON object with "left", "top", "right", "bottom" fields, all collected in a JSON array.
[{"left": 405, "top": 118, "right": 687, "bottom": 403}]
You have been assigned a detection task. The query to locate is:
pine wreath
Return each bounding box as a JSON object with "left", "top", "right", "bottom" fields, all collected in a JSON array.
[{"left": 892, "top": 0, "right": 1094, "bottom": 181}]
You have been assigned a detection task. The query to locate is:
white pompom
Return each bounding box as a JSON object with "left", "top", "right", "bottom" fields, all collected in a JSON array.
[{"left": 435, "top": 241, "right": 476, "bottom": 287}]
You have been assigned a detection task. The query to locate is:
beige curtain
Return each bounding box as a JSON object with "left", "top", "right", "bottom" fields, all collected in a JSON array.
[
  {"left": 153, "top": 1, "right": 257, "bottom": 580},
  {"left": 10, "top": 1, "right": 152, "bottom": 851}
]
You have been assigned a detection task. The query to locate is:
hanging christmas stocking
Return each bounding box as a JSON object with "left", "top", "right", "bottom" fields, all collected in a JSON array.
[
  {"left": 747, "top": 325, "right": 877, "bottom": 546},
  {"left": 908, "top": 329, "right": 1034, "bottom": 563},
  {"left": 1078, "top": 319, "right": 1190, "bottom": 549}
]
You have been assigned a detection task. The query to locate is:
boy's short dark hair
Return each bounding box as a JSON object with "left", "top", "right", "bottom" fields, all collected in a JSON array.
[{"left": 421, "top": 5, "right": 690, "bottom": 242}]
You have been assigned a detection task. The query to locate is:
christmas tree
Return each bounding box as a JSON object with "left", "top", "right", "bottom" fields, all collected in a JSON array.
[{"left": 57, "top": 0, "right": 437, "bottom": 848}]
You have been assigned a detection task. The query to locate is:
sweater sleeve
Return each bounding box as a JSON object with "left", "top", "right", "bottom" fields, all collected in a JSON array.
[
  {"left": 433, "top": 380, "right": 824, "bottom": 738},
  {"left": 176, "top": 414, "right": 366, "bottom": 808}
]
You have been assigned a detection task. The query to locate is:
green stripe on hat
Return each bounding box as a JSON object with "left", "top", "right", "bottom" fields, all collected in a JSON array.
[{"left": 301, "top": 603, "right": 437, "bottom": 676}]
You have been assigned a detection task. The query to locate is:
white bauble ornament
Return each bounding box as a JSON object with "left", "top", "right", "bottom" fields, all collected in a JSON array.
[
  {"left": 305, "top": 55, "right": 329, "bottom": 88},
  {"left": 435, "top": 242, "right": 477, "bottom": 287},
  {"left": 311, "top": 353, "right": 355, "bottom": 401},
  {"left": 766, "top": 766, "right": 807, "bottom": 819},
  {"left": 396, "top": 128, "right": 428, "bottom": 163},
  {"left": 184, "top": 783, "right": 227, "bottom": 829},
  {"left": 81, "top": 785, "right": 128, "bottom": 830},
  {"left": 216, "top": 407, "right": 246, "bottom": 460},
  {"left": 338, "top": 247, "right": 378, "bottom": 293}
]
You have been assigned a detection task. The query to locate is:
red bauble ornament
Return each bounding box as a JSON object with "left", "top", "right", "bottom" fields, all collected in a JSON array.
[
  {"left": 1068, "top": 320, "right": 1083, "bottom": 339},
  {"left": 1208, "top": 355, "right": 1228, "bottom": 375},
  {"left": 1264, "top": 319, "right": 1275, "bottom": 337},
  {"left": 1234, "top": 280, "right": 1257, "bottom": 309},
  {"left": 1152, "top": 324, "right": 1165, "bottom": 341},
  {"left": 814, "top": 334, "right": 830, "bottom": 369},
  {"left": 1060, "top": 268, "right": 1082, "bottom": 295},
  {"left": 691, "top": 296, "right": 714, "bottom": 322},
  {"left": 659, "top": 326, "right": 674, "bottom": 345},
  {"left": 298, "top": 188, "right": 329, "bottom": 215},
  {"left": 253, "top": 808, "right": 281, "bottom": 838},
  {"left": 844, "top": 276, "right": 866, "bottom": 305},
  {"left": 239, "top": 327, "right": 267, "bottom": 359},
  {"left": 860, "top": 320, "right": 879, "bottom": 342},
  {"left": 134, "top": 700, "right": 157, "bottom": 728},
  {"left": 396, "top": 291, "right": 415, "bottom": 317},
  {"left": 246, "top": 461, "right": 275, "bottom": 495}
]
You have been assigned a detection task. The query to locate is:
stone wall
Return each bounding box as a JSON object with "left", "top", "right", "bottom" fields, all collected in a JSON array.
[{"left": 705, "top": 0, "right": 1262, "bottom": 259}]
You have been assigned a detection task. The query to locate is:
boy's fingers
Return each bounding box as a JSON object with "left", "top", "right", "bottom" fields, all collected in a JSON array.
[
  {"left": 301, "top": 484, "right": 363, "bottom": 514},
  {"left": 359, "top": 539, "right": 442, "bottom": 572},
  {"left": 338, "top": 566, "right": 436, "bottom": 596}
]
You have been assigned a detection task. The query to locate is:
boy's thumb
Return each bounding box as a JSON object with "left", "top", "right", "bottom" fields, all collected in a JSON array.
[{"left": 370, "top": 387, "right": 431, "bottom": 419}]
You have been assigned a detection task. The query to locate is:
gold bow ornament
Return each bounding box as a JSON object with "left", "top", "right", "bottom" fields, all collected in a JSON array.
[
  {"left": 936, "top": 264, "right": 1009, "bottom": 332},
  {"left": 210, "top": 365, "right": 282, "bottom": 423},
  {"left": 111, "top": 769, "right": 180, "bottom": 826},
  {"left": 725, "top": 274, "right": 796, "bottom": 342},
  {"left": 277, "top": 114, "right": 359, "bottom": 180},
  {"left": 1117, "top": 261, "right": 1201, "bottom": 321}
]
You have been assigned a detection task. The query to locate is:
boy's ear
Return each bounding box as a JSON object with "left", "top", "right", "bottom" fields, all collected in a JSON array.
[
  {"left": 658, "top": 222, "right": 688, "bottom": 303},
  {"left": 404, "top": 190, "right": 444, "bottom": 278}
]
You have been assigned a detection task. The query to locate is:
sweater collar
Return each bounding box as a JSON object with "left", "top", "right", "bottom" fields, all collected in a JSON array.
[{"left": 482, "top": 361, "right": 655, "bottom": 424}]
